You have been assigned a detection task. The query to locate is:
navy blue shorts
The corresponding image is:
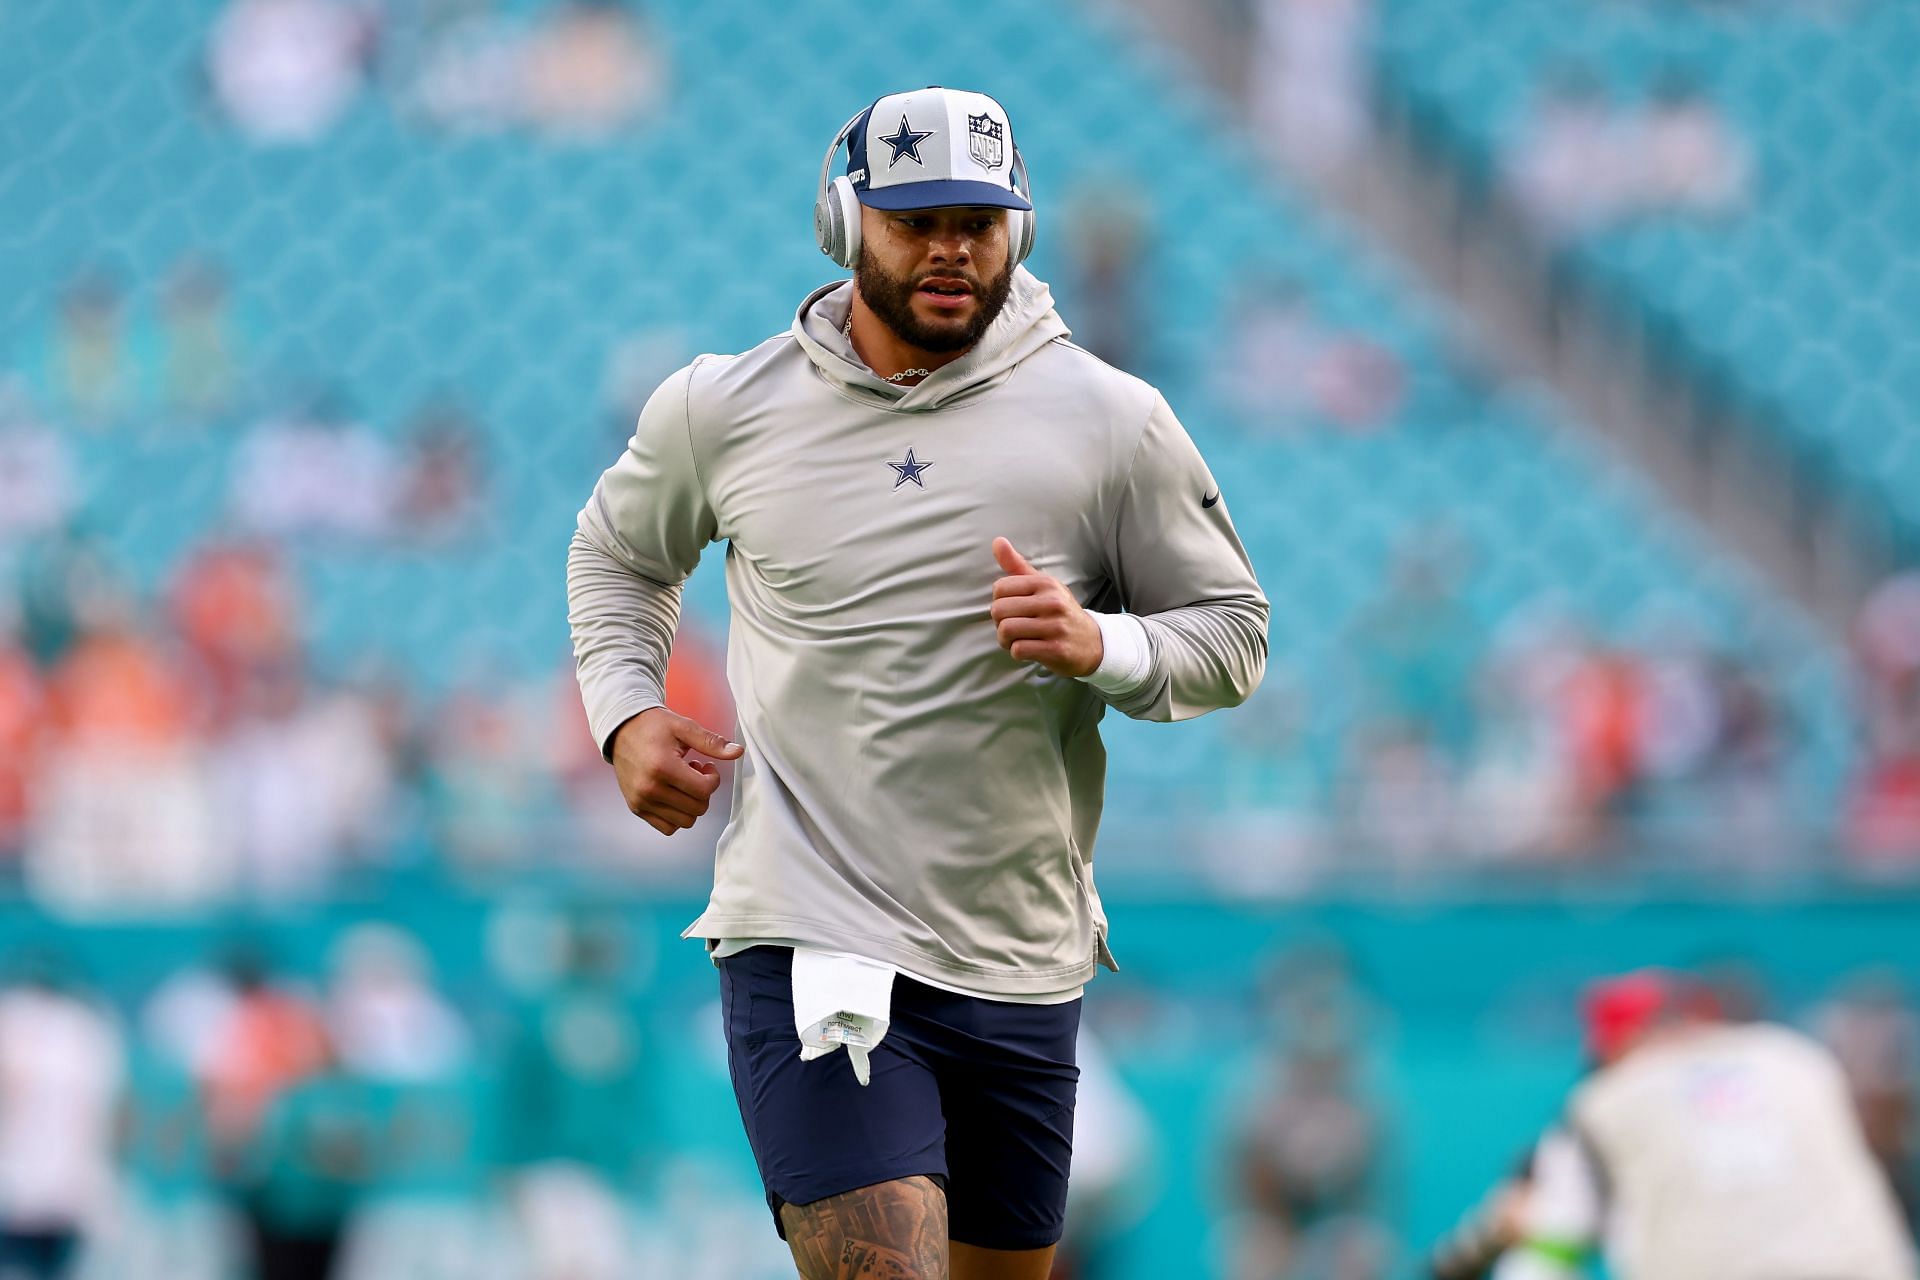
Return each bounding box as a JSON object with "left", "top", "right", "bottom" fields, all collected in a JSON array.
[{"left": 717, "top": 945, "right": 1081, "bottom": 1251}]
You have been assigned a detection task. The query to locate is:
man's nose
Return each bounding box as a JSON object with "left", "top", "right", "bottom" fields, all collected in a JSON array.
[{"left": 928, "top": 232, "right": 972, "bottom": 265}]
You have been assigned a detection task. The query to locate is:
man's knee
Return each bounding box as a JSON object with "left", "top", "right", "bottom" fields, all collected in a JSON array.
[{"left": 780, "top": 1174, "right": 949, "bottom": 1279}]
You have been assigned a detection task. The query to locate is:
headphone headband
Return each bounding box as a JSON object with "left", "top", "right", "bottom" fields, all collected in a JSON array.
[{"left": 814, "top": 109, "right": 868, "bottom": 224}]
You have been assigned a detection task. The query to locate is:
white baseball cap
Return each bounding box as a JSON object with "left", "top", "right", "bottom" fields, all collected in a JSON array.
[{"left": 843, "top": 86, "right": 1031, "bottom": 212}]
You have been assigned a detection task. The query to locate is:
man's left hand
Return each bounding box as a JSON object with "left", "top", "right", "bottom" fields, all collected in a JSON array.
[{"left": 990, "top": 537, "right": 1103, "bottom": 679}]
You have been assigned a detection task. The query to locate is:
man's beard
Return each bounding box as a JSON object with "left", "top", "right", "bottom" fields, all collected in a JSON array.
[{"left": 854, "top": 254, "right": 1016, "bottom": 354}]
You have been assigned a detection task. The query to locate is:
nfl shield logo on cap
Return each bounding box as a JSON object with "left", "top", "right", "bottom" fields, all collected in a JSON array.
[
  {"left": 847, "top": 87, "right": 1031, "bottom": 212},
  {"left": 967, "top": 112, "right": 1005, "bottom": 170}
]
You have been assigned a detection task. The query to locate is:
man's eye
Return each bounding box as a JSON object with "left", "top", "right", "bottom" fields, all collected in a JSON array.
[{"left": 901, "top": 218, "right": 930, "bottom": 230}]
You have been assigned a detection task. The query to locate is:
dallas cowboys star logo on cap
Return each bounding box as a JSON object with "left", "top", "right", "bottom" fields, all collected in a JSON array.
[
  {"left": 878, "top": 115, "right": 933, "bottom": 167},
  {"left": 887, "top": 447, "right": 933, "bottom": 488}
]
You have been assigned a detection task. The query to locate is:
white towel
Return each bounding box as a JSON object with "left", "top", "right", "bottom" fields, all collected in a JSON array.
[{"left": 791, "top": 948, "right": 895, "bottom": 1086}]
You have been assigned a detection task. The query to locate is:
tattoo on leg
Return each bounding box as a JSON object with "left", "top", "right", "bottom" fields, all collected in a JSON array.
[{"left": 781, "top": 1175, "right": 949, "bottom": 1279}]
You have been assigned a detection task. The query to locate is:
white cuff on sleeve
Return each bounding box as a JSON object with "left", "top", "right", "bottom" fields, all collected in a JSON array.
[{"left": 1080, "top": 611, "right": 1153, "bottom": 699}]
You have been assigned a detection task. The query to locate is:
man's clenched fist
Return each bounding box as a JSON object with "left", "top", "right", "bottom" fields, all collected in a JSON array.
[
  {"left": 608, "top": 706, "right": 743, "bottom": 836},
  {"left": 990, "top": 537, "right": 1103, "bottom": 679}
]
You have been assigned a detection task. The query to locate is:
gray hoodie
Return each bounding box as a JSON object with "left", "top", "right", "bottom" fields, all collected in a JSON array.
[{"left": 568, "top": 268, "right": 1268, "bottom": 995}]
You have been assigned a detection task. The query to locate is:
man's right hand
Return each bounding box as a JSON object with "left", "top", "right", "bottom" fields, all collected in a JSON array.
[{"left": 608, "top": 707, "right": 743, "bottom": 837}]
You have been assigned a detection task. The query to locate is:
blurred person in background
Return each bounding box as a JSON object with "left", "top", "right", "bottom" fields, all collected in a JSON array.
[
  {"left": 167, "top": 532, "right": 304, "bottom": 732},
  {"left": 1205, "top": 673, "right": 1332, "bottom": 896},
  {"left": 1429, "top": 970, "right": 1919, "bottom": 1279},
  {"left": 1230, "top": 1042, "right": 1392, "bottom": 1278},
  {"left": 1504, "top": 69, "right": 1636, "bottom": 243},
  {"left": 237, "top": 1037, "right": 375, "bottom": 1280},
  {"left": 397, "top": 0, "right": 526, "bottom": 136},
  {"left": 1695, "top": 653, "right": 1788, "bottom": 865},
  {"left": 1556, "top": 635, "right": 1648, "bottom": 856},
  {"left": 11, "top": 521, "right": 123, "bottom": 669},
  {"left": 158, "top": 255, "right": 244, "bottom": 425},
  {"left": 1249, "top": 0, "right": 1373, "bottom": 175},
  {"left": 1628, "top": 615, "right": 1725, "bottom": 798},
  {"left": 1458, "top": 608, "right": 1590, "bottom": 863},
  {"left": 1061, "top": 183, "right": 1149, "bottom": 376},
  {"left": 229, "top": 387, "right": 399, "bottom": 542},
  {"left": 1338, "top": 536, "right": 1475, "bottom": 872},
  {"left": 1848, "top": 572, "right": 1920, "bottom": 867},
  {"left": 1819, "top": 970, "right": 1920, "bottom": 1231},
  {"left": 212, "top": 657, "right": 398, "bottom": 901},
  {"left": 1634, "top": 71, "right": 1753, "bottom": 222},
  {"left": 0, "top": 382, "right": 78, "bottom": 543},
  {"left": 1506, "top": 65, "right": 1754, "bottom": 243},
  {"left": 1348, "top": 533, "right": 1476, "bottom": 765},
  {"left": 0, "top": 955, "right": 126, "bottom": 1280},
  {"left": 1338, "top": 719, "right": 1456, "bottom": 874},
  {"left": 0, "top": 606, "right": 44, "bottom": 872},
  {"left": 323, "top": 924, "right": 470, "bottom": 1085},
  {"left": 189, "top": 947, "right": 330, "bottom": 1174},
  {"left": 392, "top": 398, "right": 487, "bottom": 542},
  {"left": 1211, "top": 278, "right": 1407, "bottom": 435},
  {"left": 1228, "top": 944, "right": 1396, "bottom": 1279},
  {"left": 26, "top": 597, "right": 231, "bottom": 912},
  {"left": 423, "top": 676, "right": 554, "bottom": 877},
  {"left": 204, "top": 0, "right": 378, "bottom": 145},
  {"left": 499, "top": 910, "right": 651, "bottom": 1280},
  {"left": 1212, "top": 277, "right": 1324, "bottom": 433},
  {"left": 517, "top": 0, "right": 666, "bottom": 141},
  {"left": 41, "top": 270, "right": 138, "bottom": 429},
  {"left": 145, "top": 956, "right": 246, "bottom": 1086},
  {"left": 1458, "top": 609, "right": 1650, "bottom": 863}
]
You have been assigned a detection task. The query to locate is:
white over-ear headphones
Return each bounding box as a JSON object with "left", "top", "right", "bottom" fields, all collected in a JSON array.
[{"left": 812, "top": 107, "right": 1036, "bottom": 270}]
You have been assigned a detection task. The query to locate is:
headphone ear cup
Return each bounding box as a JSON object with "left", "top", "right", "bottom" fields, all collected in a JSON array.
[
  {"left": 813, "top": 190, "right": 840, "bottom": 262},
  {"left": 836, "top": 179, "right": 863, "bottom": 269},
  {"left": 1010, "top": 207, "right": 1035, "bottom": 265},
  {"left": 818, "top": 176, "right": 862, "bottom": 269}
]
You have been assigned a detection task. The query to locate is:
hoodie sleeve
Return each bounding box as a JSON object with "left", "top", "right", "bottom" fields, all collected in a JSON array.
[
  {"left": 1099, "top": 392, "right": 1269, "bottom": 722},
  {"left": 568, "top": 360, "right": 718, "bottom": 759}
]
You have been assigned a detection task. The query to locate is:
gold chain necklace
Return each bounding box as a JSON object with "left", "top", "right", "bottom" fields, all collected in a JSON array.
[{"left": 844, "top": 314, "right": 929, "bottom": 383}]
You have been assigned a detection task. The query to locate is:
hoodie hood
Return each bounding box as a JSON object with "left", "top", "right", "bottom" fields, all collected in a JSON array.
[{"left": 792, "top": 265, "right": 1070, "bottom": 412}]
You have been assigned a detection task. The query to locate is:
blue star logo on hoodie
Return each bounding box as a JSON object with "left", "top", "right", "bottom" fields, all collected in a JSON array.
[
  {"left": 879, "top": 115, "right": 934, "bottom": 168},
  {"left": 887, "top": 447, "right": 933, "bottom": 488}
]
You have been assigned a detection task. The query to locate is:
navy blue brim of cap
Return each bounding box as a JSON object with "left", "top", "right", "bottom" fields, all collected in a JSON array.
[{"left": 856, "top": 179, "right": 1032, "bottom": 212}]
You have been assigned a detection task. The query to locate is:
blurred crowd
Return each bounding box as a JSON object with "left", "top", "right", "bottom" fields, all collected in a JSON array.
[
  {"left": 0, "top": 907, "right": 799, "bottom": 1280},
  {"left": 1503, "top": 66, "right": 1754, "bottom": 243},
  {"left": 2, "top": 0, "right": 1916, "bottom": 924},
  {"left": 0, "top": 913, "right": 1911, "bottom": 1280},
  {"left": 1, "top": 227, "right": 734, "bottom": 912},
  {"left": 1210, "top": 535, "right": 1920, "bottom": 890},
  {"left": 0, "top": 508, "right": 734, "bottom": 911},
  {"left": 202, "top": 0, "right": 667, "bottom": 146}
]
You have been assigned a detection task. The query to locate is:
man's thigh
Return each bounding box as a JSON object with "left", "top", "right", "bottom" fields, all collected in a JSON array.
[
  {"left": 779, "top": 1175, "right": 948, "bottom": 1279},
  {"left": 719, "top": 947, "right": 949, "bottom": 1228},
  {"left": 924, "top": 990, "right": 1081, "bottom": 1254}
]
